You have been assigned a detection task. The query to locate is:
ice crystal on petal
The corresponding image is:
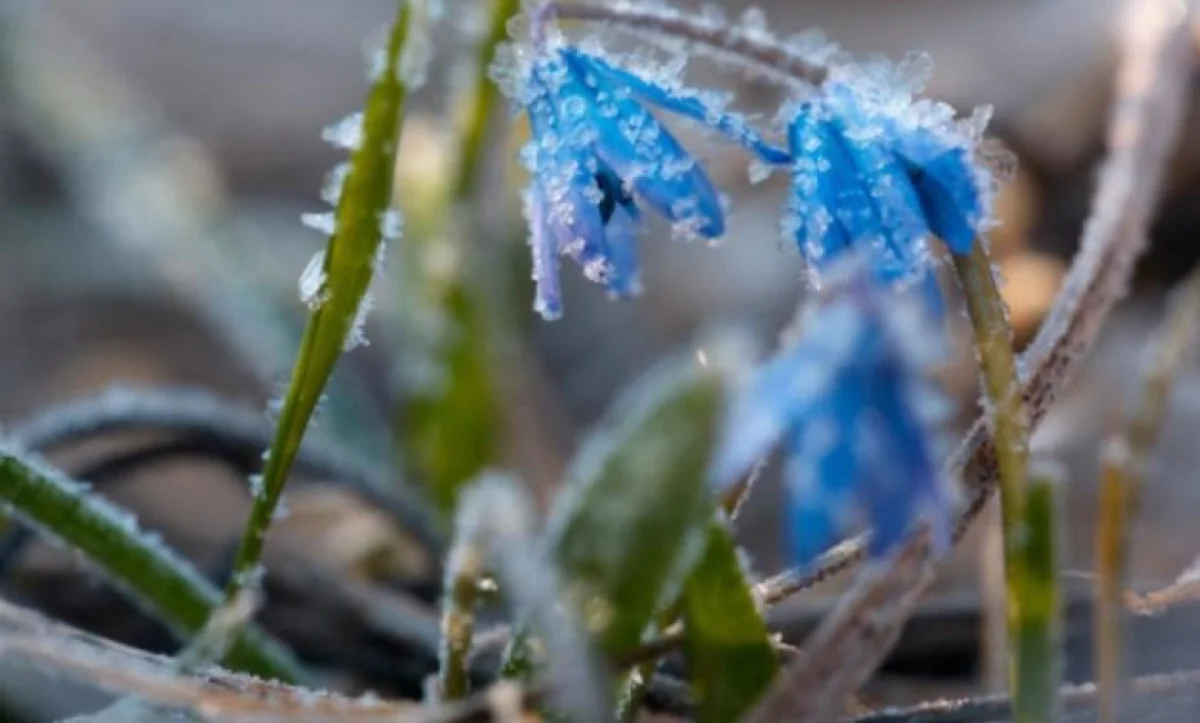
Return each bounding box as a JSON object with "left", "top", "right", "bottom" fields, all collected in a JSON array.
[{"left": 710, "top": 262, "right": 951, "bottom": 564}]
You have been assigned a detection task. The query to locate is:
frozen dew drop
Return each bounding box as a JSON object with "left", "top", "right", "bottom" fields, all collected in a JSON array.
[
  {"left": 301, "top": 211, "right": 337, "bottom": 236},
  {"left": 747, "top": 158, "right": 772, "bottom": 185},
  {"left": 321, "top": 162, "right": 350, "bottom": 205},
  {"left": 299, "top": 250, "right": 328, "bottom": 311},
  {"left": 379, "top": 209, "right": 405, "bottom": 241},
  {"left": 322, "top": 112, "right": 365, "bottom": 151},
  {"left": 248, "top": 474, "right": 265, "bottom": 500}
]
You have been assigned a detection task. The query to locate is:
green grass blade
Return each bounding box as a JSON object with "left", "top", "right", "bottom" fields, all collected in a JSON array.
[
  {"left": 543, "top": 352, "right": 727, "bottom": 657},
  {"left": 0, "top": 449, "right": 304, "bottom": 682},
  {"left": 206, "top": 0, "right": 419, "bottom": 660},
  {"left": 397, "top": 0, "right": 518, "bottom": 513},
  {"left": 683, "top": 521, "right": 779, "bottom": 723}
]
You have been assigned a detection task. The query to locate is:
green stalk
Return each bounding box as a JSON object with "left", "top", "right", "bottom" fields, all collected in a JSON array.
[
  {"left": 951, "top": 244, "right": 1033, "bottom": 709},
  {"left": 452, "top": 0, "right": 521, "bottom": 201},
  {"left": 1094, "top": 264, "right": 1200, "bottom": 722},
  {"left": 437, "top": 525, "right": 485, "bottom": 700},
  {"left": 198, "top": 0, "right": 418, "bottom": 663},
  {"left": 0, "top": 450, "right": 303, "bottom": 682},
  {"left": 399, "top": 0, "right": 517, "bottom": 512},
  {"left": 1010, "top": 467, "right": 1062, "bottom": 723}
]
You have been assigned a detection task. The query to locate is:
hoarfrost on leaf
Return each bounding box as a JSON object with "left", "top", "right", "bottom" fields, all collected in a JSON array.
[
  {"left": 299, "top": 250, "right": 329, "bottom": 310},
  {"left": 322, "top": 112, "right": 366, "bottom": 151},
  {"left": 301, "top": 211, "right": 337, "bottom": 237}
]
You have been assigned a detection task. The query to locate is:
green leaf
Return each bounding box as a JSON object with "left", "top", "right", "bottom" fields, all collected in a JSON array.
[
  {"left": 210, "top": 0, "right": 420, "bottom": 657},
  {"left": 403, "top": 281, "right": 499, "bottom": 514},
  {"left": 683, "top": 521, "right": 778, "bottom": 723},
  {"left": 0, "top": 449, "right": 304, "bottom": 682},
  {"left": 544, "top": 354, "right": 726, "bottom": 656}
]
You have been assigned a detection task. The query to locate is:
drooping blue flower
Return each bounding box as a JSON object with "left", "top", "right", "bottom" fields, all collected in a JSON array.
[
  {"left": 785, "top": 56, "right": 1000, "bottom": 295},
  {"left": 709, "top": 261, "right": 952, "bottom": 564},
  {"left": 502, "top": 26, "right": 791, "bottom": 319}
]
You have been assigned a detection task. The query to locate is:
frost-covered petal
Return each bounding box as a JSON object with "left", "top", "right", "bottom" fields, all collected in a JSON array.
[
  {"left": 709, "top": 340, "right": 838, "bottom": 490},
  {"left": 600, "top": 200, "right": 642, "bottom": 297},
  {"left": 523, "top": 186, "right": 563, "bottom": 320},
  {"left": 561, "top": 47, "right": 790, "bottom": 165},
  {"left": 892, "top": 131, "right": 981, "bottom": 254}
]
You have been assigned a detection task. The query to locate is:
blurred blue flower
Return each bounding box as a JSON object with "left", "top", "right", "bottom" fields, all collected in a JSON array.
[
  {"left": 710, "top": 263, "right": 952, "bottom": 563},
  {"left": 505, "top": 29, "right": 790, "bottom": 319},
  {"left": 785, "top": 57, "right": 1000, "bottom": 295}
]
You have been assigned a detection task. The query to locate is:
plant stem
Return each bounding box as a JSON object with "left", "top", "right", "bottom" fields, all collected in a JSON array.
[
  {"left": 1094, "top": 262, "right": 1200, "bottom": 722},
  {"left": 1010, "top": 466, "right": 1061, "bottom": 723},
  {"left": 950, "top": 244, "right": 1034, "bottom": 708},
  {"left": 398, "top": 0, "right": 516, "bottom": 513},
  {"left": 438, "top": 529, "right": 485, "bottom": 700},
  {"left": 452, "top": 0, "right": 520, "bottom": 201},
  {"left": 0, "top": 450, "right": 304, "bottom": 682}
]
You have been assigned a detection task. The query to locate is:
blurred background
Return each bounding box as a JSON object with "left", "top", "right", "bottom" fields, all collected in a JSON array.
[{"left": 2, "top": 0, "right": 1200, "bottom": 718}]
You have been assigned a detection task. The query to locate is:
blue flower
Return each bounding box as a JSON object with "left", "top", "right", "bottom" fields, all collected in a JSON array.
[
  {"left": 785, "top": 57, "right": 999, "bottom": 294},
  {"left": 710, "top": 263, "right": 951, "bottom": 563},
  {"left": 506, "top": 30, "right": 790, "bottom": 319}
]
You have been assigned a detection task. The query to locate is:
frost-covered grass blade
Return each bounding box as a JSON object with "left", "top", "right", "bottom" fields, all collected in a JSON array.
[
  {"left": 203, "top": 0, "right": 418, "bottom": 663},
  {"left": 0, "top": 448, "right": 304, "bottom": 682},
  {"left": 682, "top": 521, "right": 778, "bottom": 723}
]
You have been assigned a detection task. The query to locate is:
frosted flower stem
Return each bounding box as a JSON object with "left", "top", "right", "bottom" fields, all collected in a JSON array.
[
  {"left": 547, "top": 0, "right": 827, "bottom": 86},
  {"left": 438, "top": 525, "right": 486, "bottom": 700},
  {"left": 1094, "top": 261, "right": 1200, "bottom": 723},
  {"left": 194, "top": 0, "right": 418, "bottom": 673},
  {"left": 950, "top": 243, "right": 1033, "bottom": 702}
]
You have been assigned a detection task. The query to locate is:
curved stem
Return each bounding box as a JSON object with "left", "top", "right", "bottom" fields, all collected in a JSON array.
[{"left": 548, "top": 0, "right": 827, "bottom": 86}]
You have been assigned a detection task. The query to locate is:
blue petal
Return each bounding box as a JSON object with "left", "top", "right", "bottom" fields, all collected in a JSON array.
[
  {"left": 787, "top": 104, "right": 868, "bottom": 265},
  {"left": 561, "top": 47, "right": 791, "bottom": 165},
  {"left": 709, "top": 341, "right": 837, "bottom": 491},
  {"left": 783, "top": 397, "right": 860, "bottom": 565},
  {"left": 556, "top": 51, "right": 725, "bottom": 237},
  {"left": 524, "top": 186, "right": 563, "bottom": 320},
  {"left": 893, "top": 130, "right": 982, "bottom": 254},
  {"left": 601, "top": 201, "right": 641, "bottom": 297}
]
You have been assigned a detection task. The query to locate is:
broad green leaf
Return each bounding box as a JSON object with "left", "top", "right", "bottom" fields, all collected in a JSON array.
[
  {"left": 683, "top": 521, "right": 778, "bottom": 723},
  {"left": 0, "top": 449, "right": 304, "bottom": 682},
  {"left": 544, "top": 354, "right": 726, "bottom": 656}
]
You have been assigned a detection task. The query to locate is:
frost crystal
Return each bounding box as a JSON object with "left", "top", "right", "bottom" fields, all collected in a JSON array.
[
  {"left": 710, "top": 261, "right": 951, "bottom": 564},
  {"left": 321, "top": 162, "right": 351, "bottom": 205},
  {"left": 322, "top": 112, "right": 365, "bottom": 151},
  {"left": 299, "top": 250, "right": 328, "bottom": 310},
  {"left": 301, "top": 211, "right": 336, "bottom": 237}
]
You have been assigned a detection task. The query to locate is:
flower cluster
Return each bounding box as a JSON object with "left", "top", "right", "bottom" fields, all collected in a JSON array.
[
  {"left": 710, "top": 262, "right": 953, "bottom": 563},
  {"left": 495, "top": 10, "right": 996, "bottom": 563}
]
